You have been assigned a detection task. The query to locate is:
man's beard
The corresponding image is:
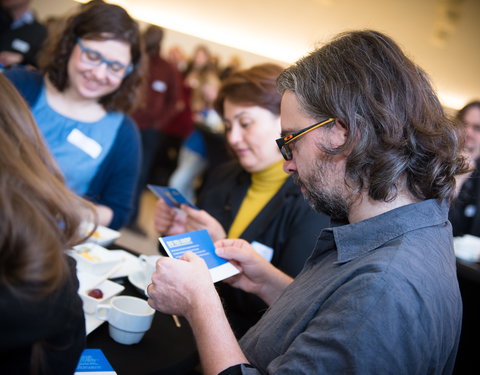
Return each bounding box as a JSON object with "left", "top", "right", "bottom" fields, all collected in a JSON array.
[{"left": 292, "top": 161, "right": 350, "bottom": 222}]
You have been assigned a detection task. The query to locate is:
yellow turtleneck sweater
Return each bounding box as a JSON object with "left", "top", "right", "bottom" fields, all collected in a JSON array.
[{"left": 228, "top": 160, "right": 288, "bottom": 239}]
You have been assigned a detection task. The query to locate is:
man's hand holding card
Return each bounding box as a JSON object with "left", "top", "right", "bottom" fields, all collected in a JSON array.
[{"left": 159, "top": 229, "right": 240, "bottom": 283}]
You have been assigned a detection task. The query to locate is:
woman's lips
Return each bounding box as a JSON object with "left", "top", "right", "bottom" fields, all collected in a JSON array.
[{"left": 234, "top": 148, "right": 249, "bottom": 156}]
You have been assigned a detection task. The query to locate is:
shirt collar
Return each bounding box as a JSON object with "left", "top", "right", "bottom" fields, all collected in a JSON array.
[
  {"left": 329, "top": 199, "right": 449, "bottom": 264},
  {"left": 11, "top": 10, "right": 34, "bottom": 29}
]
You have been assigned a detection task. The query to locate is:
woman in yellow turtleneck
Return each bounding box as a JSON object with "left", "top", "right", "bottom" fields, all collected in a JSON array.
[{"left": 154, "top": 63, "right": 330, "bottom": 336}]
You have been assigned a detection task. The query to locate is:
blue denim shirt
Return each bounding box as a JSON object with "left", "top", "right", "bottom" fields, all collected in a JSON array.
[{"left": 229, "top": 199, "right": 461, "bottom": 375}]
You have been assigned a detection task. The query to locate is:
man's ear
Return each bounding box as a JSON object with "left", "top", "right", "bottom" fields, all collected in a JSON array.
[{"left": 329, "top": 119, "right": 348, "bottom": 147}]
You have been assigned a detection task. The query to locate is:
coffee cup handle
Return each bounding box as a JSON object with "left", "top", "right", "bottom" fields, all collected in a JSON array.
[{"left": 95, "top": 303, "right": 111, "bottom": 321}]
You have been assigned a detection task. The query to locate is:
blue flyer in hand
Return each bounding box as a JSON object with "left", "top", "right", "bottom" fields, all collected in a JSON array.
[
  {"left": 147, "top": 184, "right": 198, "bottom": 209},
  {"left": 158, "top": 229, "right": 239, "bottom": 283}
]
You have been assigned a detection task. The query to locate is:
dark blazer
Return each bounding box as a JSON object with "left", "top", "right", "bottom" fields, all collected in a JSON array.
[
  {"left": 0, "top": 14, "right": 47, "bottom": 67},
  {"left": 198, "top": 161, "right": 330, "bottom": 337}
]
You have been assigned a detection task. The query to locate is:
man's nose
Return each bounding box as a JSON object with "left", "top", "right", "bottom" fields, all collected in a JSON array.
[{"left": 282, "top": 158, "right": 296, "bottom": 175}]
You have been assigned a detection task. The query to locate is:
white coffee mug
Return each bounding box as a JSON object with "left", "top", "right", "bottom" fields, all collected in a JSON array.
[
  {"left": 96, "top": 295, "right": 155, "bottom": 345},
  {"left": 139, "top": 255, "right": 161, "bottom": 283}
]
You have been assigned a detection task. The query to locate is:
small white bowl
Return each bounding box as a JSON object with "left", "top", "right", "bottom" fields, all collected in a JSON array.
[
  {"left": 77, "top": 272, "right": 125, "bottom": 314},
  {"left": 69, "top": 243, "right": 123, "bottom": 275},
  {"left": 81, "top": 223, "right": 121, "bottom": 247}
]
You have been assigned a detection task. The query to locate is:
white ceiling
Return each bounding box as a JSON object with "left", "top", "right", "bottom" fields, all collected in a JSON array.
[{"left": 34, "top": 0, "right": 480, "bottom": 109}]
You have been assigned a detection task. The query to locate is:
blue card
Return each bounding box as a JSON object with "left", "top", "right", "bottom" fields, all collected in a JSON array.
[
  {"left": 147, "top": 184, "right": 198, "bottom": 209},
  {"left": 75, "top": 349, "right": 116, "bottom": 374},
  {"left": 159, "top": 229, "right": 239, "bottom": 283}
]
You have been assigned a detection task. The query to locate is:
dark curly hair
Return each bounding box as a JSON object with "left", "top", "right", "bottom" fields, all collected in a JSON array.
[
  {"left": 214, "top": 63, "right": 284, "bottom": 117},
  {"left": 38, "top": 0, "right": 143, "bottom": 113},
  {"left": 277, "top": 30, "right": 469, "bottom": 203}
]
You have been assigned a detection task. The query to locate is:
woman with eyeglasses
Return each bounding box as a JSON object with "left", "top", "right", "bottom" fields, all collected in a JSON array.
[
  {"left": 154, "top": 63, "right": 330, "bottom": 337},
  {"left": 3, "top": 0, "right": 143, "bottom": 229}
]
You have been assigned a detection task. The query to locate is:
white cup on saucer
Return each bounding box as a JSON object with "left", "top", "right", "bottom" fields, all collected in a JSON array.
[{"left": 95, "top": 295, "right": 155, "bottom": 345}]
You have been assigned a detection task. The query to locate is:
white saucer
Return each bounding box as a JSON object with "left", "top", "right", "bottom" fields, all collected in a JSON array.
[
  {"left": 84, "top": 297, "right": 116, "bottom": 335},
  {"left": 128, "top": 270, "right": 148, "bottom": 297},
  {"left": 108, "top": 250, "right": 142, "bottom": 278},
  {"left": 85, "top": 312, "right": 104, "bottom": 335}
]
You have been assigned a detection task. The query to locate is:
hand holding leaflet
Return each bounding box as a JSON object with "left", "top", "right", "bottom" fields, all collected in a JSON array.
[
  {"left": 148, "top": 184, "right": 198, "bottom": 209},
  {"left": 159, "top": 229, "right": 239, "bottom": 283}
]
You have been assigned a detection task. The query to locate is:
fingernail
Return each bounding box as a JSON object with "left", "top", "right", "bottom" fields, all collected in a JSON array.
[{"left": 215, "top": 248, "right": 223, "bottom": 256}]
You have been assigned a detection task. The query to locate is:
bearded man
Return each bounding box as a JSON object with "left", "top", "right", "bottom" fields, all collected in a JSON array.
[{"left": 147, "top": 30, "right": 467, "bottom": 375}]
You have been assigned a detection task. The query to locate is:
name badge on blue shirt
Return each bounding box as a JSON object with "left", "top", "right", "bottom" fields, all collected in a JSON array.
[{"left": 67, "top": 128, "right": 103, "bottom": 159}]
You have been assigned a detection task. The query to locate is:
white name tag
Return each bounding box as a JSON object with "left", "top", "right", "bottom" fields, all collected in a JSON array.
[
  {"left": 152, "top": 80, "right": 167, "bottom": 92},
  {"left": 67, "top": 129, "right": 102, "bottom": 159},
  {"left": 12, "top": 38, "right": 30, "bottom": 53},
  {"left": 464, "top": 204, "right": 477, "bottom": 218},
  {"left": 251, "top": 241, "right": 274, "bottom": 262}
]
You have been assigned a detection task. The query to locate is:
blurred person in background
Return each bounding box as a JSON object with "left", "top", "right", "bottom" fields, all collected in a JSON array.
[
  {"left": 0, "top": 74, "right": 93, "bottom": 375},
  {"left": 44, "top": 14, "right": 64, "bottom": 40},
  {"left": 128, "top": 24, "right": 182, "bottom": 233},
  {"left": 154, "top": 63, "right": 330, "bottom": 337},
  {"left": 4, "top": 0, "right": 143, "bottom": 229},
  {"left": 219, "top": 54, "right": 242, "bottom": 80},
  {"left": 168, "top": 63, "right": 226, "bottom": 201},
  {"left": 0, "top": 0, "right": 47, "bottom": 68},
  {"left": 167, "top": 45, "right": 188, "bottom": 73},
  {"left": 184, "top": 44, "right": 217, "bottom": 115},
  {"left": 449, "top": 101, "right": 480, "bottom": 236},
  {"left": 168, "top": 44, "right": 228, "bottom": 201},
  {"left": 148, "top": 44, "right": 196, "bottom": 188}
]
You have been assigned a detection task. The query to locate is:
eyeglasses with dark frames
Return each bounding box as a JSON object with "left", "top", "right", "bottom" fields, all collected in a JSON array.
[
  {"left": 76, "top": 38, "right": 133, "bottom": 79},
  {"left": 275, "top": 118, "right": 336, "bottom": 161}
]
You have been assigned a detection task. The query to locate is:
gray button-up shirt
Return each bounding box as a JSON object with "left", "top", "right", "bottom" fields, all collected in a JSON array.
[{"left": 237, "top": 199, "right": 461, "bottom": 374}]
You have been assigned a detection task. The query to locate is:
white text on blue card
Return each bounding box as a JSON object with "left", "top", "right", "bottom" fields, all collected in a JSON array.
[
  {"left": 74, "top": 348, "right": 116, "bottom": 375},
  {"left": 159, "top": 229, "right": 239, "bottom": 283}
]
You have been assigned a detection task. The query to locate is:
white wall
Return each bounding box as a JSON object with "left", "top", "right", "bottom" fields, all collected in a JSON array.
[
  {"left": 32, "top": 0, "right": 281, "bottom": 69},
  {"left": 32, "top": 0, "right": 480, "bottom": 109}
]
